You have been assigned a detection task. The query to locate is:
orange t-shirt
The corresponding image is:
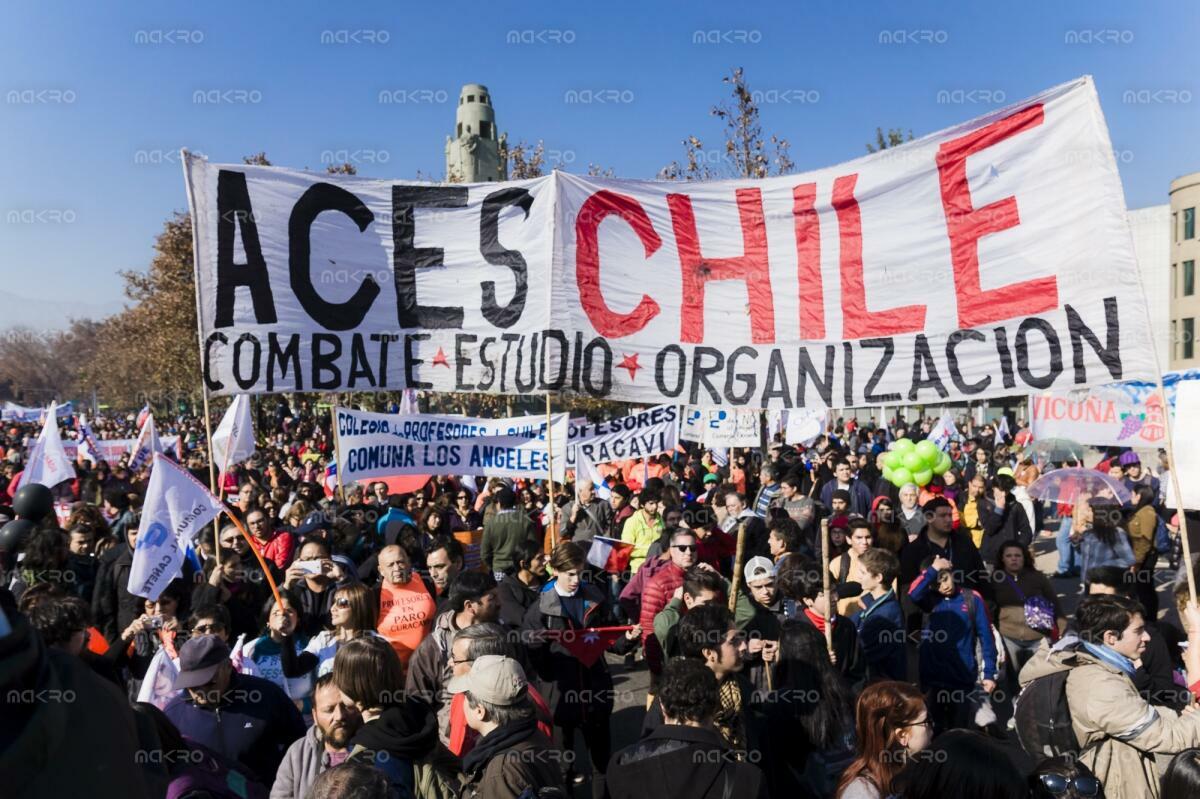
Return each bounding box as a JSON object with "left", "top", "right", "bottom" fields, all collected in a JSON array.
[{"left": 377, "top": 576, "right": 436, "bottom": 668}]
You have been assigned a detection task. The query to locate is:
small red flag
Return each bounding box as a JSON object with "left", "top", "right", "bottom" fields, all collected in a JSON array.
[{"left": 544, "top": 626, "right": 633, "bottom": 667}]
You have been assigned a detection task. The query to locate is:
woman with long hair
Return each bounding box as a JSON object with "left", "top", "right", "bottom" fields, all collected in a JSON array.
[
  {"left": 278, "top": 582, "right": 380, "bottom": 679},
  {"left": 892, "top": 729, "right": 1028, "bottom": 799},
  {"left": 1162, "top": 749, "right": 1200, "bottom": 799},
  {"left": 1126, "top": 484, "right": 1161, "bottom": 619},
  {"left": 761, "top": 620, "right": 856, "bottom": 797},
  {"left": 448, "top": 487, "right": 482, "bottom": 533},
  {"left": 992, "top": 542, "right": 1065, "bottom": 701},
  {"left": 231, "top": 589, "right": 314, "bottom": 715},
  {"left": 1078, "top": 496, "right": 1135, "bottom": 579},
  {"left": 835, "top": 681, "right": 932, "bottom": 799}
]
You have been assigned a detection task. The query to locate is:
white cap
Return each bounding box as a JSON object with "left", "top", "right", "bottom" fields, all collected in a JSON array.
[{"left": 744, "top": 556, "right": 775, "bottom": 585}]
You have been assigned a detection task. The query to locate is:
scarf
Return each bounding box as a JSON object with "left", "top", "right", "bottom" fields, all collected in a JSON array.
[
  {"left": 462, "top": 716, "right": 539, "bottom": 776},
  {"left": 1080, "top": 640, "right": 1137, "bottom": 678},
  {"left": 804, "top": 607, "right": 827, "bottom": 633}
]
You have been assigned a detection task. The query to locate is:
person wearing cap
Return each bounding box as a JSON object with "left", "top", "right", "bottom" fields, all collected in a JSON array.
[
  {"left": 608, "top": 657, "right": 766, "bottom": 799},
  {"left": 447, "top": 656, "right": 565, "bottom": 799},
  {"left": 1120, "top": 450, "right": 1160, "bottom": 498},
  {"left": 741, "top": 555, "right": 784, "bottom": 693},
  {"left": 163, "top": 634, "right": 306, "bottom": 787}
]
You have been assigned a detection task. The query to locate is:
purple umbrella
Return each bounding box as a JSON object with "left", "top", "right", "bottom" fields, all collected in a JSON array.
[{"left": 1027, "top": 467, "right": 1131, "bottom": 506}]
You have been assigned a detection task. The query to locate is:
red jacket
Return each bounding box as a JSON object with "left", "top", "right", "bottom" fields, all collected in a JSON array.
[
  {"left": 640, "top": 562, "right": 686, "bottom": 674},
  {"left": 251, "top": 529, "right": 295, "bottom": 572}
]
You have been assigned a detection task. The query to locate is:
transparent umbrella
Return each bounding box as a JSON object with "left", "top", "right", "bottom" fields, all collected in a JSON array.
[
  {"left": 1021, "top": 437, "right": 1086, "bottom": 465},
  {"left": 1027, "top": 467, "right": 1131, "bottom": 506}
]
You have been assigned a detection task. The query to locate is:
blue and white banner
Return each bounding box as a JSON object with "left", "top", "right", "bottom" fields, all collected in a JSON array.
[
  {"left": 562, "top": 404, "right": 679, "bottom": 473},
  {"left": 334, "top": 406, "right": 568, "bottom": 482}
]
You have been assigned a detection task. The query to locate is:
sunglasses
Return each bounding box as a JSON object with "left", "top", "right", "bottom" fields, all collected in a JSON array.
[
  {"left": 672, "top": 545, "right": 697, "bottom": 552},
  {"left": 333, "top": 597, "right": 352, "bottom": 608},
  {"left": 1038, "top": 774, "right": 1100, "bottom": 797}
]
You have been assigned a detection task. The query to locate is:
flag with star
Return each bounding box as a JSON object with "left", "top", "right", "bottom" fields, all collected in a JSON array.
[{"left": 543, "top": 626, "right": 634, "bottom": 667}]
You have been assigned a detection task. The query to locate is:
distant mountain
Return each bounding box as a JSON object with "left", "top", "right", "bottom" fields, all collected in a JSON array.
[{"left": 0, "top": 290, "right": 125, "bottom": 331}]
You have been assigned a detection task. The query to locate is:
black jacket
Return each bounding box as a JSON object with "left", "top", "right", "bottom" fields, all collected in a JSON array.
[
  {"left": 978, "top": 495, "right": 1033, "bottom": 565},
  {"left": 91, "top": 544, "right": 140, "bottom": 645},
  {"left": 520, "top": 581, "right": 632, "bottom": 727},
  {"left": 607, "top": 725, "right": 767, "bottom": 799},
  {"left": 496, "top": 573, "right": 539, "bottom": 629}
]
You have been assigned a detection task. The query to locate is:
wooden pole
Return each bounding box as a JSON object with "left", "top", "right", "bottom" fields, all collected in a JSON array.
[
  {"left": 200, "top": 385, "right": 220, "bottom": 569},
  {"left": 728, "top": 521, "right": 747, "bottom": 613},
  {"left": 821, "top": 517, "right": 833, "bottom": 657},
  {"left": 330, "top": 404, "right": 346, "bottom": 502},
  {"left": 545, "top": 394, "right": 558, "bottom": 550},
  {"left": 1158, "top": 385, "right": 1196, "bottom": 604}
]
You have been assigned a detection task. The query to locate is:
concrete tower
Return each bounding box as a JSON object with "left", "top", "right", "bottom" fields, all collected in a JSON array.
[{"left": 445, "top": 83, "right": 506, "bottom": 182}]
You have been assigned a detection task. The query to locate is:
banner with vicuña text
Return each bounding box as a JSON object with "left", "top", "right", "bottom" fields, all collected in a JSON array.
[
  {"left": 334, "top": 407, "right": 567, "bottom": 482},
  {"left": 1028, "top": 370, "right": 1200, "bottom": 447},
  {"left": 185, "top": 77, "right": 1154, "bottom": 408},
  {"left": 561, "top": 404, "right": 679, "bottom": 475}
]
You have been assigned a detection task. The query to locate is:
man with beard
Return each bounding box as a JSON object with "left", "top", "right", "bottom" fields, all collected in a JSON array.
[{"left": 271, "top": 674, "right": 364, "bottom": 799}]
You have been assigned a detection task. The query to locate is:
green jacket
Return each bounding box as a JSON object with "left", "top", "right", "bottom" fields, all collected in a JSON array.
[{"left": 481, "top": 510, "right": 536, "bottom": 573}]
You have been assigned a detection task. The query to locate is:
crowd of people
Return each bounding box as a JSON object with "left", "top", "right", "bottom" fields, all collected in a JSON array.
[{"left": 3, "top": 399, "right": 1200, "bottom": 799}]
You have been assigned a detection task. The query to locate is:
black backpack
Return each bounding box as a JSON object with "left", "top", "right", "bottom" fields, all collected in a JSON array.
[{"left": 1013, "top": 669, "right": 1081, "bottom": 759}]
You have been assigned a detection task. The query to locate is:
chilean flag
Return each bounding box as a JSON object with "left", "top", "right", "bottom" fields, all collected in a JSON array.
[
  {"left": 586, "top": 536, "right": 634, "bottom": 574},
  {"left": 136, "top": 403, "right": 151, "bottom": 430},
  {"left": 543, "top": 626, "right": 633, "bottom": 667}
]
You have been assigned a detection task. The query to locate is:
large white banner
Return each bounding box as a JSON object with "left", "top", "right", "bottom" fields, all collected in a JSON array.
[
  {"left": 1029, "top": 370, "right": 1200, "bottom": 447},
  {"left": 335, "top": 407, "right": 567, "bottom": 482},
  {"left": 186, "top": 77, "right": 1153, "bottom": 408},
  {"left": 562, "top": 404, "right": 679, "bottom": 473}
]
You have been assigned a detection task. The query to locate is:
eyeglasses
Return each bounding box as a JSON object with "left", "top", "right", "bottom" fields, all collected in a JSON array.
[
  {"left": 1038, "top": 774, "right": 1101, "bottom": 797},
  {"left": 905, "top": 718, "right": 933, "bottom": 729},
  {"left": 672, "top": 545, "right": 697, "bottom": 552},
  {"left": 333, "top": 597, "right": 351, "bottom": 608}
]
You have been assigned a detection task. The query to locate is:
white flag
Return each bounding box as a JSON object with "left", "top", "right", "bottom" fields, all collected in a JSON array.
[
  {"left": 128, "top": 453, "right": 225, "bottom": 600},
  {"left": 576, "top": 449, "right": 612, "bottom": 501},
  {"left": 926, "top": 413, "right": 959, "bottom": 452},
  {"left": 211, "top": 395, "right": 256, "bottom": 476},
  {"left": 129, "top": 414, "right": 164, "bottom": 471},
  {"left": 21, "top": 401, "right": 75, "bottom": 488},
  {"left": 398, "top": 389, "right": 419, "bottom": 415},
  {"left": 994, "top": 415, "right": 1011, "bottom": 447}
]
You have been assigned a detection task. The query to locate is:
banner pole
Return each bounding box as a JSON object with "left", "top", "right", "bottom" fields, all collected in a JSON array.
[
  {"left": 331, "top": 404, "right": 345, "bottom": 502},
  {"left": 728, "top": 521, "right": 747, "bottom": 614},
  {"left": 821, "top": 517, "right": 834, "bottom": 657},
  {"left": 200, "top": 384, "right": 220, "bottom": 569},
  {"left": 545, "top": 393, "right": 558, "bottom": 550}
]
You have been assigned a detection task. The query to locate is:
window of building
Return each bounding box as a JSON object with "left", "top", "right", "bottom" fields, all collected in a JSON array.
[
  {"left": 479, "top": 120, "right": 492, "bottom": 139},
  {"left": 1173, "top": 263, "right": 1178, "bottom": 297},
  {"left": 1174, "top": 212, "right": 1179, "bottom": 242},
  {"left": 1186, "top": 207, "right": 1196, "bottom": 240},
  {"left": 1185, "top": 318, "right": 1196, "bottom": 360},
  {"left": 457, "top": 122, "right": 462, "bottom": 137},
  {"left": 1187, "top": 261, "right": 1196, "bottom": 296},
  {"left": 467, "top": 94, "right": 475, "bottom": 103},
  {"left": 1173, "top": 320, "right": 1179, "bottom": 361},
  {"left": 480, "top": 93, "right": 488, "bottom": 104}
]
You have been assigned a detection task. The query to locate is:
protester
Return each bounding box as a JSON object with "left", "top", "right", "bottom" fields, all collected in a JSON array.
[
  {"left": 164, "top": 635, "right": 307, "bottom": 788},
  {"left": 559, "top": 476, "right": 613, "bottom": 544},
  {"left": 608, "top": 657, "right": 766, "bottom": 799},
  {"left": 891, "top": 729, "right": 1029, "bottom": 799},
  {"left": 1161, "top": 750, "right": 1200, "bottom": 799},
  {"left": 495, "top": 539, "right": 545, "bottom": 628},
  {"left": 271, "top": 673, "right": 363, "bottom": 799},
  {"left": 372, "top": 544, "right": 436, "bottom": 669},
  {"left": 406, "top": 571, "right": 499, "bottom": 709},
  {"left": 425, "top": 535, "right": 464, "bottom": 610},
  {"left": 447, "top": 654, "right": 566, "bottom": 798},
  {"left": 1019, "top": 594, "right": 1200, "bottom": 798},
  {"left": 836, "top": 681, "right": 932, "bottom": 799},
  {"left": 622, "top": 486, "right": 665, "bottom": 573},
  {"left": 480, "top": 487, "right": 535, "bottom": 581},
  {"left": 279, "top": 582, "right": 381, "bottom": 679},
  {"left": 851, "top": 547, "right": 906, "bottom": 682},
  {"left": 993, "top": 542, "right": 1065, "bottom": 698}
]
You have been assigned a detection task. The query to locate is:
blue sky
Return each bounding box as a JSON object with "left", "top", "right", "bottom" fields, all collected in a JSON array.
[{"left": 0, "top": 0, "right": 1195, "bottom": 317}]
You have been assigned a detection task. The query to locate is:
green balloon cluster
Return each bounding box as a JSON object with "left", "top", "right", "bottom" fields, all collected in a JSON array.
[{"left": 880, "top": 438, "right": 951, "bottom": 488}]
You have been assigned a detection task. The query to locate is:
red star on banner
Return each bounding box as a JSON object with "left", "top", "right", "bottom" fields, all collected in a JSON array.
[
  {"left": 431, "top": 347, "right": 450, "bottom": 368},
  {"left": 618, "top": 353, "right": 640, "bottom": 381}
]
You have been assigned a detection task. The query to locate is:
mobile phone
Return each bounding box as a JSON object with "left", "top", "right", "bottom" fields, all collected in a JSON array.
[
  {"left": 145, "top": 615, "right": 164, "bottom": 630},
  {"left": 293, "top": 559, "right": 323, "bottom": 575}
]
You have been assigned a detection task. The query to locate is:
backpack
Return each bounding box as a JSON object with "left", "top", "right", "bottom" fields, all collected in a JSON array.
[
  {"left": 1014, "top": 669, "right": 1081, "bottom": 758},
  {"left": 1154, "top": 514, "right": 1172, "bottom": 555}
]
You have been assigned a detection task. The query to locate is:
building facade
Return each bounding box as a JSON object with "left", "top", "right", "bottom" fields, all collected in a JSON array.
[
  {"left": 444, "top": 83, "right": 506, "bottom": 183},
  {"left": 1170, "top": 173, "right": 1200, "bottom": 368},
  {"left": 1128, "top": 204, "right": 1171, "bottom": 368}
]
